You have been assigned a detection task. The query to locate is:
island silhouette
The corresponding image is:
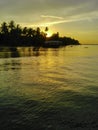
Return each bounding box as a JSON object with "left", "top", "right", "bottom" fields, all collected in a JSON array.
[{"left": 0, "top": 20, "right": 80, "bottom": 47}]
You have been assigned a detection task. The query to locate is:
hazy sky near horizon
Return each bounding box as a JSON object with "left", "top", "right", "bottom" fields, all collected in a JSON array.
[{"left": 0, "top": 0, "right": 98, "bottom": 44}]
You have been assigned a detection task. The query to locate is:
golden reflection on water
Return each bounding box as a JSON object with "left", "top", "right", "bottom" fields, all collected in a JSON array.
[
  {"left": 0, "top": 46, "right": 98, "bottom": 101},
  {"left": 0, "top": 46, "right": 98, "bottom": 129}
]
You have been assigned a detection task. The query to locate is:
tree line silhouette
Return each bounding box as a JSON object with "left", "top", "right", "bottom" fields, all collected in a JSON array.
[{"left": 0, "top": 20, "right": 80, "bottom": 47}]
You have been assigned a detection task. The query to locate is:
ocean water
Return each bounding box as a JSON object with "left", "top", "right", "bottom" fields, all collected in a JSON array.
[{"left": 0, "top": 45, "right": 98, "bottom": 130}]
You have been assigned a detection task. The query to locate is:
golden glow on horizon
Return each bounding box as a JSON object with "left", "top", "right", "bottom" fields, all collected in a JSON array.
[
  {"left": 0, "top": 0, "right": 97, "bottom": 44},
  {"left": 46, "top": 31, "right": 53, "bottom": 37},
  {"left": 4, "top": 17, "right": 97, "bottom": 44}
]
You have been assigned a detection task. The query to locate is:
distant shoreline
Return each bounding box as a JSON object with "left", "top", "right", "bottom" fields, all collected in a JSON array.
[
  {"left": 0, "top": 20, "right": 80, "bottom": 47},
  {"left": 82, "top": 44, "right": 98, "bottom": 45}
]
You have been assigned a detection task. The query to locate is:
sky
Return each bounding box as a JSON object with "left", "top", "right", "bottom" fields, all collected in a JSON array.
[{"left": 0, "top": 0, "right": 98, "bottom": 44}]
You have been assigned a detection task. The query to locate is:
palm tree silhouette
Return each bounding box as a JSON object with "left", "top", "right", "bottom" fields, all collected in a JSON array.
[{"left": 0, "top": 22, "right": 8, "bottom": 34}]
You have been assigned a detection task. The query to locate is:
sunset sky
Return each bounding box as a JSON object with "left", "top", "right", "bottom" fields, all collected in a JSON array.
[{"left": 0, "top": 0, "right": 98, "bottom": 44}]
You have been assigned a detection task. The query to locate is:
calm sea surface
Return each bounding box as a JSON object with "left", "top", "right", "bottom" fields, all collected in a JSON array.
[{"left": 0, "top": 45, "right": 98, "bottom": 130}]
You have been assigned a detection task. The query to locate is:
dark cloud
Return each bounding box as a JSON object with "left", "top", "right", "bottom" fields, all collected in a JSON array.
[
  {"left": 0, "top": 0, "right": 97, "bottom": 26},
  {"left": 0, "top": 0, "right": 98, "bottom": 16}
]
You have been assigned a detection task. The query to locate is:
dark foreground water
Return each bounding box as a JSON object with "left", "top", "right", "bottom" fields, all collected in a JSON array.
[{"left": 0, "top": 45, "right": 98, "bottom": 130}]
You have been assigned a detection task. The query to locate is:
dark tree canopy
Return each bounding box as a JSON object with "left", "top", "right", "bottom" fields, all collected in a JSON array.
[{"left": 0, "top": 20, "right": 80, "bottom": 47}]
